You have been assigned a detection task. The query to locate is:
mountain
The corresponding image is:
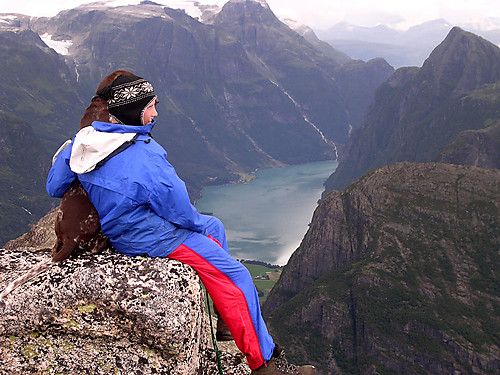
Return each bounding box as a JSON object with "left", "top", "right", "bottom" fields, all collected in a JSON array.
[
  {"left": 324, "top": 27, "right": 500, "bottom": 193},
  {"left": 0, "top": 0, "right": 393, "bottom": 245},
  {"left": 0, "top": 26, "right": 89, "bottom": 246},
  {"left": 333, "top": 58, "right": 394, "bottom": 130},
  {"left": 281, "top": 17, "right": 393, "bottom": 129},
  {"left": 317, "top": 19, "right": 500, "bottom": 68},
  {"left": 0, "top": 111, "right": 52, "bottom": 245},
  {"left": 0, "top": 29, "right": 83, "bottom": 150},
  {"left": 263, "top": 162, "right": 500, "bottom": 374},
  {"left": 318, "top": 21, "right": 404, "bottom": 44},
  {"left": 0, "top": 25, "right": 85, "bottom": 244},
  {"left": 212, "top": 0, "right": 348, "bottom": 146},
  {"left": 280, "top": 17, "right": 351, "bottom": 66},
  {"left": 29, "top": 0, "right": 353, "bottom": 169},
  {"left": 317, "top": 20, "right": 453, "bottom": 68}
]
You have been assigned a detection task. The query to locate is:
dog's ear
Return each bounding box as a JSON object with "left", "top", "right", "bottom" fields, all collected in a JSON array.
[
  {"left": 96, "top": 69, "right": 134, "bottom": 91},
  {"left": 79, "top": 70, "right": 135, "bottom": 129},
  {"left": 80, "top": 97, "right": 110, "bottom": 129}
]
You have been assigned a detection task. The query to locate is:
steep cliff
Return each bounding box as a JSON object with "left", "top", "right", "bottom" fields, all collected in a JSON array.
[
  {"left": 264, "top": 162, "right": 500, "bottom": 374},
  {"left": 0, "top": 111, "right": 51, "bottom": 245},
  {"left": 0, "top": 27, "right": 81, "bottom": 244},
  {"left": 325, "top": 27, "right": 500, "bottom": 193}
]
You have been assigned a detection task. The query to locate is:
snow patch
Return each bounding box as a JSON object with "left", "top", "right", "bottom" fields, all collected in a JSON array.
[
  {"left": 0, "top": 15, "right": 18, "bottom": 24},
  {"left": 163, "top": 1, "right": 202, "bottom": 19},
  {"left": 83, "top": 0, "right": 222, "bottom": 23},
  {"left": 40, "top": 33, "right": 73, "bottom": 55},
  {"left": 280, "top": 17, "right": 302, "bottom": 30},
  {"left": 102, "top": 0, "right": 142, "bottom": 7},
  {"left": 280, "top": 17, "right": 311, "bottom": 37},
  {"left": 159, "top": 1, "right": 222, "bottom": 21},
  {"left": 229, "top": 0, "right": 269, "bottom": 9},
  {"left": 1, "top": 15, "right": 19, "bottom": 20}
]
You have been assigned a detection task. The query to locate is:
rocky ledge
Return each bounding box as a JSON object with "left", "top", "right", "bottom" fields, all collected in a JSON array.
[{"left": 0, "top": 217, "right": 250, "bottom": 374}]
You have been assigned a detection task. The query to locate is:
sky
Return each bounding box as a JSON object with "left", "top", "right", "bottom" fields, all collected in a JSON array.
[{"left": 1, "top": 0, "right": 500, "bottom": 30}]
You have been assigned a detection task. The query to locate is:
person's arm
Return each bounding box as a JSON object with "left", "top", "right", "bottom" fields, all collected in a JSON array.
[
  {"left": 148, "top": 163, "right": 210, "bottom": 233},
  {"left": 46, "top": 142, "right": 76, "bottom": 198}
]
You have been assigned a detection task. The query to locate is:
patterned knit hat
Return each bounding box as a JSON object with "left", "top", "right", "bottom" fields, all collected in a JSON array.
[{"left": 97, "top": 74, "right": 157, "bottom": 126}]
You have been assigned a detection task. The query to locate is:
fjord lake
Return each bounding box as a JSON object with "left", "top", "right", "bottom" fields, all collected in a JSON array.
[{"left": 195, "top": 161, "right": 338, "bottom": 265}]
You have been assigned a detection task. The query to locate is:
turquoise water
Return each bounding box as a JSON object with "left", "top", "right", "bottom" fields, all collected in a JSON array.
[{"left": 196, "top": 161, "right": 338, "bottom": 265}]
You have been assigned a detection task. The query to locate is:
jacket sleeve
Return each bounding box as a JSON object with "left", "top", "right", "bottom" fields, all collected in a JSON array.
[
  {"left": 148, "top": 163, "right": 211, "bottom": 234},
  {"left": 46, "top": 143, "right": 76, "bottom": 198}
]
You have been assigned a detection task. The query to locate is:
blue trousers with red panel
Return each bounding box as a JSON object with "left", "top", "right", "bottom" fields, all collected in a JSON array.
[{"left": 167, "top": 216, "right": 275, "bottom": 370}]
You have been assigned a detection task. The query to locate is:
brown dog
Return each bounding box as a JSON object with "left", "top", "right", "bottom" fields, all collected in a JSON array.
[
  {"left": 51, "top": 69, "right": 135, "bottom": 262},
  {"left": 0, "top": 70, "right": 134, "bottom": 305}
]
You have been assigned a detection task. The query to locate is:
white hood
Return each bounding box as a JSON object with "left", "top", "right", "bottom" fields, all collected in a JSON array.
[{"left": 69, "top": 126, "right": 137, "bottom": 174}]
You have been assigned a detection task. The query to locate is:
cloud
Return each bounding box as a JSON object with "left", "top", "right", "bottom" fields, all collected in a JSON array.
[
  {"left": 266, "top": 0, "right": 500, "bottom": 30},
  {"left": 1, "top": 0, "right": 500, "bottom": 30},
  {"left": 0, "top": 0, "right": 83, "bottom": 16}
]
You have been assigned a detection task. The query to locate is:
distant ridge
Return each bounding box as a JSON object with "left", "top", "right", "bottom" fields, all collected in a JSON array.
[
  {"left": 318, "top": 18, "right": 500, "bottom": 68},
  {"left": 325, "top": 27, "right": 500, "bottom": 194}
]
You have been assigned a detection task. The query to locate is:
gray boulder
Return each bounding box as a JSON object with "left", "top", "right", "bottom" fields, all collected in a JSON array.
[{"left": 0, "top": 245, "right": 250, "bottom": 374}]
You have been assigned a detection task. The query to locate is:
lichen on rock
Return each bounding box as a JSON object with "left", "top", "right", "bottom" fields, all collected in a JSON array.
[{"left": 0, "top": 244, "right": 250, "bottom": 374}]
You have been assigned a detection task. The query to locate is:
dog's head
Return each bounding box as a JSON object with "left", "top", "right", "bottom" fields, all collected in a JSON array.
[{"left": 79, "top": 70, "right": 135, "bottom": 129}]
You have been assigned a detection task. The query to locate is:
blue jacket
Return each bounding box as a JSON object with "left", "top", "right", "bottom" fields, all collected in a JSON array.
[{"left": 46, "top": 121, "right": 212, "bottom": 257}]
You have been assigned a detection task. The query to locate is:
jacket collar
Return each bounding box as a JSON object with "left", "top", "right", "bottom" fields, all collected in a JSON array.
[{"left": 91, "top": 120, "right": 155, "bottom": 134}]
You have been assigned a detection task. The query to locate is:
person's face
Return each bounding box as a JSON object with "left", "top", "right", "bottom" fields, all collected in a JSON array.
[{"left": 142, "top": 98, "right": 158, "bottom": 125}]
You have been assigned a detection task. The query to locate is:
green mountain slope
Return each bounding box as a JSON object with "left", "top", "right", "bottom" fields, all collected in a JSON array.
[
  {"left": 0, "top": 30, "right": 83, "bottom": 151},
  {"left": 264, "top": 162, "right": 500, "bottom": 374},
  {"left": 437, "top": 121, "right": 500, "bottom": 168},
  {"left": 0, "top": 111, "right": 51, "bottom": 245},
  {"left": 0, "top": 30, "right": 83, "bottom": 245}
]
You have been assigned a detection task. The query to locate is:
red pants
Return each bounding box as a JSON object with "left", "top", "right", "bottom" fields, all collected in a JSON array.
[{"left": 167, "top": 216, "right": 275, "bottom": 370}]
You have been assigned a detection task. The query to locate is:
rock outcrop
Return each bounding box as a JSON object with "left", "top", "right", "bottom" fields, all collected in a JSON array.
[
  {"left": 0, "top": 213, "right": 250, "bottom": 374},
  {"left": 264, "top": 162, "right": 500, "bottom": 374},
  {"left": 3, "top": 208, "right": 58, "bottom": 251},
  {"left": 437, "top": 122, "right": 500, "bottom": 169}
]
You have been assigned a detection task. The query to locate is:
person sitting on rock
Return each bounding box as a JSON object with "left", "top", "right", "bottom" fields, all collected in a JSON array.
[{"left": 46, "top": 71, "right": 315, "bottom": 375}]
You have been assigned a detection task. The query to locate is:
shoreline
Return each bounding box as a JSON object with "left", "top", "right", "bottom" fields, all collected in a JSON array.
[
  {"left": 197, "top": 158, "right": 337, "bottom": 200},
  {"left": 194, "top": 160, "right": 339, "bottom": 265}
]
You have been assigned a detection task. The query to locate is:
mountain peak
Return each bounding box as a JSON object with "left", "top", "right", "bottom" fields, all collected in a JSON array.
[
  {"left": 447, "top": 25, "right": 465, "bottom": 36},
  {"left": 215, "top": 0, "right": 281, "bottom": 30},
  {"left": 421, "top": 26, "right": 500, "bottom": 97},
  {"left": 62, "top": 1, "right": 222, "bottom": 25},
  {"left": 228, "top": 0, "right": 270, "bottom": 9}
]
